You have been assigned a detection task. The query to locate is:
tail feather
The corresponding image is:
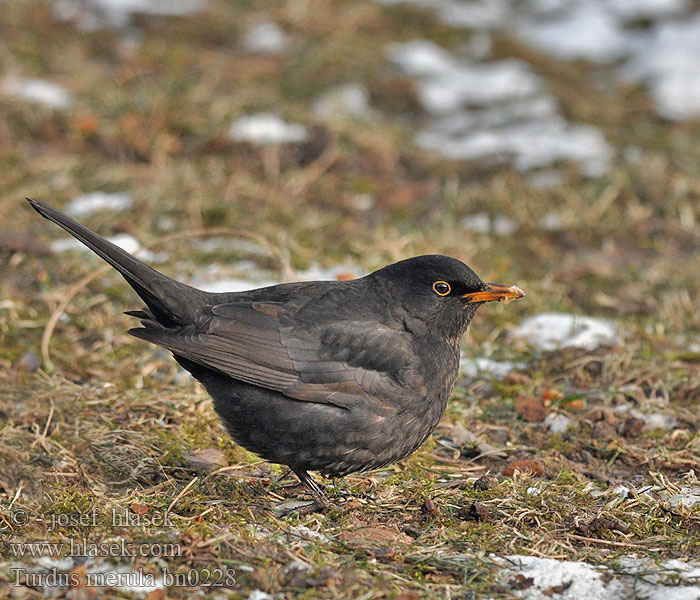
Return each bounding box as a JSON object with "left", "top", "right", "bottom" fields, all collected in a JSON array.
[{"left": 27, "top": 198, "right": 209, "bottom": 326}]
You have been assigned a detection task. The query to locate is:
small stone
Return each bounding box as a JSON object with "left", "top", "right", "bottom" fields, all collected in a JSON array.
[
  {"left": 182, "top": 448, "right": 228, "bottom": 470},
  {"left": 402, "top": 524, "right": 423, "bottom": 538},
  {"left": 422, "top": 497, "right": 438, "bottom": 514},
  {"left": 575, "top": 516, "right": 629, "bottom": 537},
  {"left": 473, "top": 474, "right": 499, "bottom": 491}
]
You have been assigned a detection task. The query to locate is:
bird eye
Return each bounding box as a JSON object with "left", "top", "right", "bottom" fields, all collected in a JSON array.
[{"left": 432, "top": 281, "right": 451, "bottom": 296}]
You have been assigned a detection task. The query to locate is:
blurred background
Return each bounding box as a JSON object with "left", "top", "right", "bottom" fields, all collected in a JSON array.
[{"left": 2, "top": 1, "right": 700, "bottom": 597}]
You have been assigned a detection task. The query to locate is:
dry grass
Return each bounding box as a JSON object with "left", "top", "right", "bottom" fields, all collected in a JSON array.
[{"left": 1, "top": 0, "right": 699, "bottom": 598}]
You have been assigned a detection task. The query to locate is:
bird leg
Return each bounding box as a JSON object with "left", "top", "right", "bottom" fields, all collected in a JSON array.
[
  {"left": 271, "top": 468, "right": 316, "bottom": 497},
  {"left": 291, "top": 468, "right": 331, "bottom": 511}
]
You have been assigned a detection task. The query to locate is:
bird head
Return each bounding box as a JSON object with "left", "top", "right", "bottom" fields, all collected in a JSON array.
[{"left": 368, "top": 255, "right": 524, "bottom": 339}]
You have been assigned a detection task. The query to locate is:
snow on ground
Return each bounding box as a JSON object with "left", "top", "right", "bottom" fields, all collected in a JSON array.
[
  {"left": 460, "top": 212, "right": 518, "bottom": 235},
  {"left": 621, "top": 14, "right": 700, "bottom": 121},
  {"left": 64, "top": 192, "right": 133, "bottom": 218},
  {"left": 387, "top": 39, "right": 612, "bottom": 175},
  {"left": 313, "top": 84, "right": 373, "bottom": 120},
  {"left": 459, "top": 356, "right": 524, "bottom": 380},
  {"left": 544, "top": 413, "right": 573, "bottom": 433},
  {"left": 495, "top": 554, "right": 700, "bottom": 600},
  {"left": 379, "top": 0, "right": 700, "bottom": 123},
  {"left": 192, "top": 277, "right": 278, "bottom": 293},
  {"left": 665, "top": 488, "right": 700, "bottom": 509},
  {"left": 2, "top": 77, "right": 71, "bottom": 109},
  {"left": 294, "top": 264, "right": 363, "bottom": 281},
  {"left": 229, "top": 113, "right": 308, "bottom": 145},
  {"left": 52, "top": 0, "right": 206, "bottom": 30},
  {"left": 188, "top": 262, "right": 362, "bottom": 293},
  {"left": 51, "top": 234, "right": 169, "bottom": 264},
  {"left": 240, "top": 20, "right": 288, "bottom": 54},
  {"left": 511, "top": 312, "right": 621, "bottom": 350},
  {"left": 13, "top": 557, "right": 164, "bottom": 596}
]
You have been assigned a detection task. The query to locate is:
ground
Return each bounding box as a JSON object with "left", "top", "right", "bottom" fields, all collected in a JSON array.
[{"left": 0, "top": 1, "right": 699, "bottom": 599}]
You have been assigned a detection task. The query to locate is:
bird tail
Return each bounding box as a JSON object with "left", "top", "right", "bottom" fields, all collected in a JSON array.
[{"left": 27, "top": 198, "right": 210, "bottom": 326}]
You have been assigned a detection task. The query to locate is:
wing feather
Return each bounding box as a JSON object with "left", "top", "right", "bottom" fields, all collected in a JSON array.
[{"left": 129, "top": 300, "right": 417, "bottom": 411}]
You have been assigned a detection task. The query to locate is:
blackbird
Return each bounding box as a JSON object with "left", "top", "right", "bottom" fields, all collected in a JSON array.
[{"left": 28, "top": 198, "right": 524, "bottom": 508}]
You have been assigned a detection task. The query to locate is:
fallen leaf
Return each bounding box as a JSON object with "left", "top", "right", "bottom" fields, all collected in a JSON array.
[
  {"left": 339, "top": 526, "right": 412, "bottom": 549},
  {"left": 182, "top": 448, "right": 228, "bottom": 470},
  {"left": 502, "top": 460, "right": 544, "bottom": 477},
  {"left": 130, "top": 502, "right": 151, "bottom": 516},
  {"left": 515, "top": 396, "right": 546, "bottom": 422}
]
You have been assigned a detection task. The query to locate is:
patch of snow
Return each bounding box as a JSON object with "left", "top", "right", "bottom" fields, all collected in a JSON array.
[
  {"left": 511, "top": 312, "right": 621, "bottom": 350},
  {"left": 418, "top": 118, "right": 612, "bottom": 176},
  {"left": 518, "top": 3, "right": 633, "bottom": 63},
  {"left": 622, "top": 15, "right": 700, "bottom": 121},
  {"left": 14, "top": 557, "right": 163, "bottom": 595},
  {"left": 388, "top": 39, "right": 612, "bottom": 175},
  {"left": 391, "top": 47, "right": 542, "bottom": 114},
  {"left": 665, "top": 487, "right": 700, "bottom": 509},
  {"left": 438, "top": 0, "right": 511, "bottom": 29},
  {"left": 386, "top": 39, "right": 456, "bottom": 77},
  {"left": 634, "top": 410, "right": 679, "bottom": 430},
  {"left": 496, "top": 555, "right": 626, "bottom": 599},
  {"left": 539, "top": 211, "right": 564, "bottom": 230},
  {"left": 615, "top": 556, "right": 700, "bottom": 598},
  {"left": 286, "top": 559, "right": 312, "bottom": 574},
  {"left": 2, "top": 77, "right": 71, "bottom": 109},
  {"left": 294, "top": 264, "right": 363, "bottom": 281},
  {"left": 612, "top": 483, "right": 632, "bottom": 498},
  {"left": 529, "top": 171, "right": 566, "bottom": 190},
  {"left": 193, "top": 277, "right": 277, "bottom": 294},
  {"left": 286, "top": 525, "right": 331, "bottom": 545},
  {"left": 33, "top": 557, "right": 75, "bottom": 570},
  {"left": 240, "top": 20, "right": 287, "bottom": 53},
  {"left": 608, "top": 0, "right": 689, "bottom": 21},
  {"left": 545, "top": 413, "right": 573, "bottom": 433},
  {"left": 64, "top": 192, "right": 133, "bottom": 218},
  {"left": 496, "top": 554, "right": 700, "bottom": 599},
  {"left": 459, "top": 356, "right": 523, "bottom": 380},
  {"left": 50, "top": 234, "right": 169, "bottom": 263},
  {"left": 313, "top": 83, "right": 372, "bottom": 120},
  {"left": 191, "top": 238, "right": 269, "bottom": 256},
  {"left": 229, "top": 113, "right": 308, "bottom": 144},
  {"left": 460, "top": 212, "right": 517, "bottom": 235},
  {"left": 52, "top": 0, "right": 206, "bottom": 30},
  {"left": 462, "top": 31, "right": 492, "bottom": 60},
  {"left": 497, "top": 554, "right": 700, "bottom": 599},
  {"left": 378, "top": 0, "right": 700, "bottom": 123},
  {"left": 248, "top": 591, "right": 275, "bottom": 600}
]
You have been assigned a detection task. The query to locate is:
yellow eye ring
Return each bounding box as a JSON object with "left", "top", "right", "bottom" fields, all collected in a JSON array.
[{"left": 432, "top": 281, "right": 451, "bottom": 296}]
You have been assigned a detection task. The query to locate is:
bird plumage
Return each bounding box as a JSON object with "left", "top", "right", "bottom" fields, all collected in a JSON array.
[{"left": 28, "top": 198, "right": 523, "bottom": 506}]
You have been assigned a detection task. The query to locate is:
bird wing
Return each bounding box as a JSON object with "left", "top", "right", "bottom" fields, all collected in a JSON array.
[{"left": 129, "top": 301, "right": 418, "bottom": 411}]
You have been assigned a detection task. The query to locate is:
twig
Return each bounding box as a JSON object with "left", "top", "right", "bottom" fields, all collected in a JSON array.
[{"left": 166, "top": 476, "right": 199, "bottom": 517}]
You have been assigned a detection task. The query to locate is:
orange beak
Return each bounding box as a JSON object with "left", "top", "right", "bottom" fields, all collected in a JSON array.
[{"left": 462, "top": 283, "right": 525, "bottom": 304}]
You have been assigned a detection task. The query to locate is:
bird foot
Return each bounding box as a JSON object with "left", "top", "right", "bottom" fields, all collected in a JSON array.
[
  {"left": 269, "top": 468, "right": 336, "bottom": 515},
  {"left": 274, "top": 498, "right": 333, "bottom": 517}
]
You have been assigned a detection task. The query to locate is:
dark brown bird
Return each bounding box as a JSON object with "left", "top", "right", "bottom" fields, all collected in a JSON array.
[{"left": 28, "top": 198, "right": 524, "bottom": 508}]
